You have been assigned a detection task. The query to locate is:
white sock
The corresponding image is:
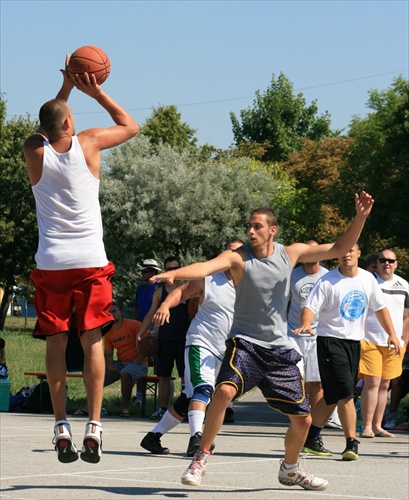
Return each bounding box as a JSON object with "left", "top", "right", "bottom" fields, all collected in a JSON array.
[
  {"left": 283, "top": 461, "right": 298, "bottom": 469},
  {"left": 152, "top": 410, "right": 180, "bottom": 435},
  {"left": 188, "top": 409, "right": 205, "bottom": 436}
]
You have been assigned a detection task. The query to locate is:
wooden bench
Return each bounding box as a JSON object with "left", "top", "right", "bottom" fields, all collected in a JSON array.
[{"left": 23, "top": 370, "right": 162, "bottom": 417}]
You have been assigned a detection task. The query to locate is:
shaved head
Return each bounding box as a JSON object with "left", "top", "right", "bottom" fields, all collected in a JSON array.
[{"left": 39, "top": 98, "right": 70, "bottom": 134}]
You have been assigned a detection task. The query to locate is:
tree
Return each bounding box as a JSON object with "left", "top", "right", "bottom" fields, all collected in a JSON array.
[
  {"left": 230, "top": 73, "right": 333, "bottom": 163},
  {"left": 281, "top": 136, "right": 354, "bottom": 244},
  {"left": 100, "top": 135, "right": 299, "bottom": 307},
  {"left": 0, "top": 96, "right": 38, "bottom": 329},
  {"left": 340, "top": 77, "right": 409, "bottom": 278},
  {"left": 141, "top": 104, "right": 198, "bottom": 151}
]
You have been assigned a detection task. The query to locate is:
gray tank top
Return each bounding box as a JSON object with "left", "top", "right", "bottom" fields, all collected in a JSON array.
[{"left": 230, "top": 242, "right": 293, "bottom": 349}]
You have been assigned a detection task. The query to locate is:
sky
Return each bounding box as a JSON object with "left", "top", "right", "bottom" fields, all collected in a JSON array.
[{"left": 1, "top": 0, "right": 408, "bottom": 150}]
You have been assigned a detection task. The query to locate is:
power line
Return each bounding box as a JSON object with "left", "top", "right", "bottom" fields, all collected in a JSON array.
[{"left": 7, "top": 69, "right": 408, "bottom": 118}]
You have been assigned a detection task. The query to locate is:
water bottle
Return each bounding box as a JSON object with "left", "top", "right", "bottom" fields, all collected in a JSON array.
[{"left": 355, "top": 396, "right": 362, "bottom": 432}]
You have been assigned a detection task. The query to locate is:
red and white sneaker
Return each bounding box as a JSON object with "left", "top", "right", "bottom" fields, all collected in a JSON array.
[
  {"left": 181, "top": 450, "right": 209, "bottom": 486},
  {"left": 80, "top": 421, "right": 102, "bottom": 464},
  {"left": 53, "top": 420, "right": 79, "bottom": 463},
  {"left": 278, "top": 459, "right": 328, "bottom": 491}
]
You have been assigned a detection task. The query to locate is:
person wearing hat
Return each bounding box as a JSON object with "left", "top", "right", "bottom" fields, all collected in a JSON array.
[{"left": 134, "top": 259, "right": 162, "bottom": 322}]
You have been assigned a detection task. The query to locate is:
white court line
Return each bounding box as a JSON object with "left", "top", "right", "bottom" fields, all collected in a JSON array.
[{"left": 1, "top": 472, "right": 402, "bottom": 500}]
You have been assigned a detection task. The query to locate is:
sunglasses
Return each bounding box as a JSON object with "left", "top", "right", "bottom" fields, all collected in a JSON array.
[
  {"left": 165, "top": 266, "right": 180, "bottom": 271},
  {"left": 378, "top": 258, "right": 396, "bottom": 264}
]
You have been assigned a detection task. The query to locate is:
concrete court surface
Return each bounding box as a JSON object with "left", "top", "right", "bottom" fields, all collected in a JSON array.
[{"left": 1, "top": 388, "right": 408, "bottom": 500}]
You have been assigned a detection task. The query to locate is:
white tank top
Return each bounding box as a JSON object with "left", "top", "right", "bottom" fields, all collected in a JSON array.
[
  {"left": 32, "top": 136, "right": 108, "bottom": 270},
  {"left": 186, "top": 273, "right": 235, "bottom": 359}
]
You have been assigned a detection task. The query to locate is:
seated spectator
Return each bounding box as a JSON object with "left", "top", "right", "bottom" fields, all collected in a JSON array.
[
  {"left": 104, "top": 302, "right": 148, "bottom": 417},
  {"left": 76, "top": 302, "right": 148, "bottom": 417}
]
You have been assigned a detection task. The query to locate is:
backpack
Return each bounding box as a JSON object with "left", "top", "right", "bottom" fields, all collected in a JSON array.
[{"left": 25, "top": 381, "right": 54, "bottom": 413}]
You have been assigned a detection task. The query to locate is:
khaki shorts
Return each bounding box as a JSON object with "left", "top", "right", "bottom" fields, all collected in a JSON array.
[{"left": 359, "top": 340, "right": 404, "bottom": 380}]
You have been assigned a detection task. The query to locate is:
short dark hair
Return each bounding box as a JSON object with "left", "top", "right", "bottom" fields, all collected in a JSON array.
[
  {"left": 250, "top": 207, "right": 278, "bottom": 227},
  {"left": 164, "top": 255, "right": 181, "bottom": 267},
  {"left": 39, "top": 98, "right": 69, "bottom": 133}
]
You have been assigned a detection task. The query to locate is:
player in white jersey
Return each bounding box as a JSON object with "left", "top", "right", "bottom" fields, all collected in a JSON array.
[
  {"left": 288, "top": 241, "right": 328, "bottom": 409},
  {"left": 23, "top": 56, "right": 138, "bottom": 464},
  {"left": 360, "top": 249, "right": 409, "bottom": 436},
  {"left": 296, "top": 244, "right": 400, "bottom": 461},
  {"left": 140, "top": 240, "right": 242, "bottom": 456}
]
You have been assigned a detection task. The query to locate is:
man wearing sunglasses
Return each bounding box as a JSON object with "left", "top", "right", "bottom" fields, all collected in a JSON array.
[{"left": 360, "top": 250, "right": 409, "bottom": 436}]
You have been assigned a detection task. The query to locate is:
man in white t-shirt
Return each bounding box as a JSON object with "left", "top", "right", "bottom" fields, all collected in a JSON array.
[
  {"left": 360, "top": 249, "right": 409, "bottom": 436},
  {"left": 287, "top": 241, "right": 329, "bottom": 411},
  {"left": 295, "top": 243, "right": 400, "bottom": 461}
]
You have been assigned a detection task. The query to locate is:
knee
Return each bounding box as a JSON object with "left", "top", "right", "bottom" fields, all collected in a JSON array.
[
  {"left": 214, "top": 384, "right": 236, "bottom": 405},
  {"left": 292, "top": 414, "right": 312, "bottom": 431},
  {"left": 192, "top": 384, "right": 214, "bottom": 406}
]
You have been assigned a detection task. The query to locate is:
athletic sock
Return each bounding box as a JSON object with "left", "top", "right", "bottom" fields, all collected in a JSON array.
[
  {"left": 307, "top": 424, "right": 323, "bottom": 439},
  {"left": 152, "top": 410, "right": 180, "bottom": 435},
  {"left": 188, "top": 409, "right": 205, "bottom": 436}
]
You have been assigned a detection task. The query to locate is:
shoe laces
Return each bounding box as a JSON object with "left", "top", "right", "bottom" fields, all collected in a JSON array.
[
  {"left": 292, "top": 465, "right": 316, "bottom": 485},
  {"left": 188, "top": 452, "right": 208, "bottom": 472}
]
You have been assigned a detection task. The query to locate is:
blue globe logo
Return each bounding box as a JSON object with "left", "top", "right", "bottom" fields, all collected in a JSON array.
[{"left": 340, "top": 290, "right": 368, "bottom": 322}]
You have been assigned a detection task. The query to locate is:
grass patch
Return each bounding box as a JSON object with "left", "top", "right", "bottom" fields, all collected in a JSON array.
[{"left": 1, "top": 316, "right": 181, "bottom": 417}]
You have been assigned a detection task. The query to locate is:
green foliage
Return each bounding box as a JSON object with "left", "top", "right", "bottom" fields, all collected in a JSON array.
[
  {"left": 230, "top": 73, "right": 333, "bottom": 162},
  {"left": 100, "top": 135, "right": 298, "bottom": 306},
  {"left": 141, "top": 104, "right": 198, "bottom": 151},
  {"left": 0, "top": 96, "right": 38, "bottom": 329},
  {"left": 340, "top": 76, "right": 409, "bottom": 278}
]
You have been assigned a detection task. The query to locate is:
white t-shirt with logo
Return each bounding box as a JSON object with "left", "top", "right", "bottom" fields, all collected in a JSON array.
[
  {"left": 304, "top": 267, "right": 385, "bottom": 341},
  {"left": 287, "top": 265, "right": 329, "bottom": 338},
  {"left": 365, "top": 273, "right": 409, "bottom": 346}
]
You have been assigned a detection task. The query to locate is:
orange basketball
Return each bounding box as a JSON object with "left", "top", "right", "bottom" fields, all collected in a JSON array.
[{"left": 68, "top": 45, "right": 111, "bottom": 85}]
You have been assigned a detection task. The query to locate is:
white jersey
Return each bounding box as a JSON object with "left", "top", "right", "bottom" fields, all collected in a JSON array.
[
  {"left": 287, "top": 265, "right": 328, "bottom": 338},
  {"left": 31, "top": 136, "right": 108, "bottom": 270},
  {"left": 186, "top": 272, "right": 235, "bottom": 359},
  {"left": 365, "top": 273, "right": 409, "bottom": 346},
  {"left": 304, "top": 267, "right": 385, "bottom": 341}
]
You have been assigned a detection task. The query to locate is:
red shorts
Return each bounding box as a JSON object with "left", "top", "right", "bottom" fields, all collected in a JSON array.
[{"left": 30, "top": 262, "right": 115, "bottom": 338}]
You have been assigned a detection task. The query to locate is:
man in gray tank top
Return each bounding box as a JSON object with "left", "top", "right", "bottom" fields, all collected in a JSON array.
[{"left": 151, "top": 192, "right": 374, "bottom": 491}]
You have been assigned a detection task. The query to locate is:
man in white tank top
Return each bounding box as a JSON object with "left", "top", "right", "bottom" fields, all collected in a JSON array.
[
  {"left": 23, "top": 56, "right": 139, "bottom": 465},
  {"left": 151, "top": 192, "right": 375, "bottom": 491},
  {"left": 140, "top": 239, "right": 243, "bottom": 457}
]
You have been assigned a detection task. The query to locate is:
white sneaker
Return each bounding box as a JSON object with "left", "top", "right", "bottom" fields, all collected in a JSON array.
[
  {"left": 81, "top": 421, "right": 102, "bottom": 464},
  {"left": 325, "top": 413, "right": 343, "bottom": 429},
  {"left": 278, "top": 459, "right": 328, "bottom": 491},
  {"left": 53, "top": 420, "right": 79, "bottom": 463},
  {"left": 181, "top": 450, "right": 209, "bottom": 486}
]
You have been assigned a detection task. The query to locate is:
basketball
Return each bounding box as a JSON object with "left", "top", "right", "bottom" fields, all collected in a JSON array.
[
  {"left": 138, "top": 334, "right": 159, "bottom": 357},
  {"left": 68, "top": 45, "right": 111, "bottom": 85}
]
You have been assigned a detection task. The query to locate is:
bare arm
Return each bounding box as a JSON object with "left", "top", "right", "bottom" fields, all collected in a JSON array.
[
  {"left": 286, "top": 192, "right": 374, "bottom": 267},
  {"left": 104, "top": 349, "right": 115, "bottom": 372},
  {"left": 150, "top": 249, "right": 243, "bottom": 286},
  {"left": 136, "top": 289, "right": 162, "bottom": 342},
  {"left": 402, "top": 308, "right": 409, "bottom": 345},
  {"left": 375, "top": 307, "right": 401, "bottom": 354},
  {"left": 293, "top": 307, "right": 315, "bottom": 336},
  {"left": 153, "top": 279, "right": 204, "bottom": 327}
]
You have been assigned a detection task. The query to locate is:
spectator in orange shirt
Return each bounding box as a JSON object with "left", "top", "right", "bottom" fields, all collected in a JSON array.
[{"left": 103, "top": 302, "right": 148, "bottom": 417}]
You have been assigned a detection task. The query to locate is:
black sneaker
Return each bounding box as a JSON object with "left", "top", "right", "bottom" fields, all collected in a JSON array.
[
  {"left": 140, "top": 432, "right": 169, "bottom": 454},
  {"left": 186, "top": 432, "right": 202, "bottom": 457},
  {"left": 342, "top": 437, "right": 359, "bottom": 461},
  {"left": 186, "top": 432, "right": 216, "bottom": 457},
  {"left": 302, "top": 436, "right": 333, "bottom": 456}
]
